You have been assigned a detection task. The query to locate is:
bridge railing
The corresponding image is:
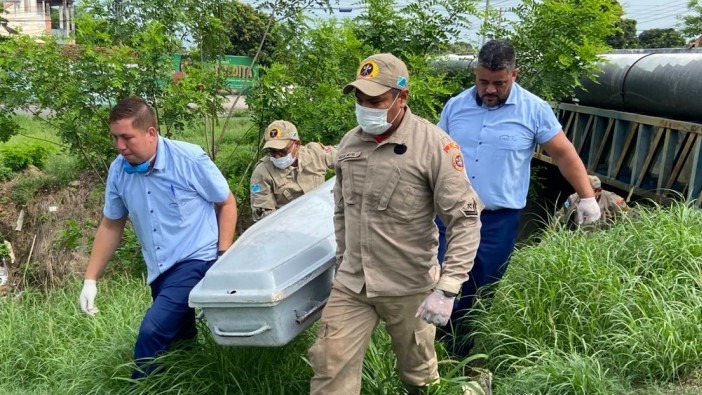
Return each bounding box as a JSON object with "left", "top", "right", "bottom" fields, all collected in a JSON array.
[{"left": 535, "top": 103, "right": 702, "bottom": 204}]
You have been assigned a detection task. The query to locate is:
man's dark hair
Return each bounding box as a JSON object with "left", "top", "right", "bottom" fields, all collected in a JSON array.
[
  {"left": 109, "top": 96, "right": 157, "bottom": 131},
  {"left": 476, "top": 39, "right": 516, "bottom": 71}
]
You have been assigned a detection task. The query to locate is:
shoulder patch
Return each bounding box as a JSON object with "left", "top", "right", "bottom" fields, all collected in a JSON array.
[
  {"left": 443, "top": 141, "right": 460, "bottom": 153},
  {"left": 452, "top": 152, "right": 464, "bottom": 171},
  {"left": 251, "top": 184, "right": 261, "bottom": 193}
]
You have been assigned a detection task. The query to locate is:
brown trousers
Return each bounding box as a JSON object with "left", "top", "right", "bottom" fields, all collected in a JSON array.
[{"left": 309, "top": 280, "right": 439, "bottom": 395}]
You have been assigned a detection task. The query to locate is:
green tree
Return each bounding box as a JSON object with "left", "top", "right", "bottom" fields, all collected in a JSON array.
[
  {"left": 227, "top": 1, "right": 281, "bottom": 66},
  {"left": 247, "top": 19, "right": 370, "bottom": 146},
  {"left": 607, "top": 18, "right": 638, "bottom": 48},
  {"left": 447, "top": 41, "right": 475, "bottom": 55},
  {"left": 681, "top": 0, "right": 702, "bottom": 40},
  {"left": 353, "top": 0, "right": 478, "bottom": 55},
  {"left": 488, "top": 0, "right": 620, "bottom": 101},
  {"left": 638, "top": 28, "right": 686, "bottom": 49}
]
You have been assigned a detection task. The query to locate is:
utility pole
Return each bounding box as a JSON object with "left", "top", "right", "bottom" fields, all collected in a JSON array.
[
  {"left": 481, "top": 0, "right": 490, "bottom": 46},
  {"left": 114, "top": 0, "right": 122, "bottom": 44}
]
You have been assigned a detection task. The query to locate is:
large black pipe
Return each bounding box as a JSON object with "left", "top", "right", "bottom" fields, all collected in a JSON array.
[{"left": 575, "top": 50, "right": 702, "bottom": 123}]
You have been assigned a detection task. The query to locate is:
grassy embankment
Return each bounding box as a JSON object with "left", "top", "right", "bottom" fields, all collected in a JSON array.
[{"left": 2, "top": 115, "right": 702, "bottom": 394}]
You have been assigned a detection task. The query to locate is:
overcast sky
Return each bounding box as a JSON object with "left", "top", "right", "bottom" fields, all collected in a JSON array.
[{"left": 295, "top": 0, "right": 696, "bottom": 43}]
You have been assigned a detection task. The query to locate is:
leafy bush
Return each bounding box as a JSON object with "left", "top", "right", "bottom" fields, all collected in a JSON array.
[
  {"left": 0, "top": 163, "right": 12, "bottom": 181},
  {"left": 0, "top": 141, "right": 56, "bottom": 172}
]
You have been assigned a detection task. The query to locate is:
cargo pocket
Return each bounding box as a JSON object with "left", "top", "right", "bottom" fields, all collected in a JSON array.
[
  {"left": 377, "top": 168, "right": 419, "bottom": 222},
  {"left": 339, "top": 161, "right": 357, "bottom": 205},
  {"left": 308, "top": 323, "right": 330, "bottom": 376},
  {"left": 402, "top": 324, "right": 438, "bottom": 384}
]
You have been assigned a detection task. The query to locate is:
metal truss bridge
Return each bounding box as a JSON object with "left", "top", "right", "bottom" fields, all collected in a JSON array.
[{"left": 535, "top": 103, "right": 702, "bottom": 204}]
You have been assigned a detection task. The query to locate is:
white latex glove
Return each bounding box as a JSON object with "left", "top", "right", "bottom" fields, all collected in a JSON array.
[
  {"left": 415, "top": 290, "right": 455, "bottom": 327},
  {"left": 79, "top": 279, "right": 99, "bottom": 316},
  {"left": 577, "top": 197, "right": 601, "bottom": 225}
]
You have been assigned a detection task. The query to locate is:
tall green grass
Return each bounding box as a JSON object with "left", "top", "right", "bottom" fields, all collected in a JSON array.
[
  {"left": 4, "top": 201, "right": 702, "bottom": 394},
  {"left": 474, "top": 201, "right": 702, "bottom": 394},
  {"left": 0, "top": 272, "right": 479, "bottom": 395}
]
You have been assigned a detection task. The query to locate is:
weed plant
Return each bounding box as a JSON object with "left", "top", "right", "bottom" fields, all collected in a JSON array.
[{"left": 473, "top": 201, "right": 702, "bottom": 394}]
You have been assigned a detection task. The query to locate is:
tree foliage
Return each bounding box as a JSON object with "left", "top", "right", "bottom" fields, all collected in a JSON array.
[
  {"left": 607, "top": 18, "right": 638, "bottom": 49},
  {"left": 638, "top": 28, "right": 686, "bottom": 49},
  {"left": 0, "top": 0, "right": 240, "bottom": 172},
  {"left": 681, "top": 0, "right": 702, "bottom": 39},
  {"left": 247, "top": 19, "right": 369, "bottom": 146},
  {"left": 353, "top": 0, "right": 477, "bottom": 55},
  {"left": 247, "top": 0, "right": 477, "bottom": 150},
  {"left": 227, "top": 2, "right": 281, "bottom": 66},
  {"left": 486, "top": 0, "right": 620, "bottom": 101}
]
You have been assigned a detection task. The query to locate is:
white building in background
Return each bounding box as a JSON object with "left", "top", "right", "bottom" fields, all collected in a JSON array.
[{"left": 1, "top": 0, "right": 74, "bottom": 42}]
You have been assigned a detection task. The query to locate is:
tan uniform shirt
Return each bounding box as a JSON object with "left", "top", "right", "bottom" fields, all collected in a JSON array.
[
  {"left": 558, "top": 190, "right": 629, "bottom": 223},
  {"left": 250, "top": 142, "right": 336, "bottom": 222},
  {"left": 334, "top": 108, "right": 482, "bottom": 298}
]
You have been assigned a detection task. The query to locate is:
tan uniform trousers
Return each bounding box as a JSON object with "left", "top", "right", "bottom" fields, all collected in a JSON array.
[{"left": 309, "top": 280, "right": 438, "bottom": 395}]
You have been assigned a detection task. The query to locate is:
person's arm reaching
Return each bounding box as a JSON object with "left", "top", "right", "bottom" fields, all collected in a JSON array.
[
  {"left": 80, "top": 215, "right": 128, "bottom": 316},
  {"left": 542, "top": 132, "right": 601, "bottom": 224}
]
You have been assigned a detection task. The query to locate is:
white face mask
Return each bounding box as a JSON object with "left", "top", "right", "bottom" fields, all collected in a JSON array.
[
  {"left": 355, "top": 94, "right": 401, "bottom": 136},
  {"left": 271, "top": 153, "right": 295, "bottom": 169}
]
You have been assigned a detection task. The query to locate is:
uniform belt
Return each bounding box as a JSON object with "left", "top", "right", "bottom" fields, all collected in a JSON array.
[{"left": 482, "top": 208, "right": 520, "bottom": 214}]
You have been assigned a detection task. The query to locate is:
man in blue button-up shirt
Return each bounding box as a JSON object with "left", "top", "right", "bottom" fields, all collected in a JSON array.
[
  {"left": 78, "top": 97, "right": 238, "bottom": 378},
  {"left": 436, "top": 40, "right": 601, "bottom": 358}
]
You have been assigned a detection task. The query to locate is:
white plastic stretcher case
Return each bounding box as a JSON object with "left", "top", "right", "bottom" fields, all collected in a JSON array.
[{"left": 189, "top": 177, "right": 336, "bottom": 346}]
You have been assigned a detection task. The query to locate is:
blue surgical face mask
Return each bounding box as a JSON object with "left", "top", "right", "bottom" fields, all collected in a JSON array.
[
  {"left": 123, "top": 155, "right": 155, "bottom": 174},
  {"left": 355, "top": 94, "right": 401, "bottom": 136}
]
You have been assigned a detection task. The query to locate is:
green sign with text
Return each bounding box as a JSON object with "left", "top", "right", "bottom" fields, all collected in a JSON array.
[{"left": 172, "top": 54, "right": 258, "bottom": 93}]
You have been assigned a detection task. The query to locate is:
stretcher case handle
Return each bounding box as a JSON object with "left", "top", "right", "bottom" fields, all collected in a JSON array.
[
  {"left": 213, "top": 323, "right": 271, "bottom": 337},
  {"left": 295, "top": 298, "right": 329, "bottom": 325}
]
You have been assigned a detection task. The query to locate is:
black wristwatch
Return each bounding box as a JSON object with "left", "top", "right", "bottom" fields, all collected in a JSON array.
[
  {"left": 437, "top": 289, "right": 457, "bottom": 298},
  {"left": 217, "top": 250, "right": 226, "bottom": 257}
]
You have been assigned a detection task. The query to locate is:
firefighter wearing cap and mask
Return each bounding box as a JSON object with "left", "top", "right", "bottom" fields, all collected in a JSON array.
[
  {"left": 250, "top": 120, "right": 336, "bottom": 222},
  {"left": 307, "top": 53, "right": 483, "bottom": 395},
  {"left": 557, "top": 175, "right": 630, "bottom": 224}
]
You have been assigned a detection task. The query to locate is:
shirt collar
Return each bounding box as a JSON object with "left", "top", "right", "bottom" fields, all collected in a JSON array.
[{"left": 150, "top": 135, "right": 165, "bottom": 172}]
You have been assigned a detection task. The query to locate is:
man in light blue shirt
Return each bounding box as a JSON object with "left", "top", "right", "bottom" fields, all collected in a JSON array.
[
  {"left": 78, "top": 97, "right": 238, "bottom": 378},
  {"left": 436, "top": 40, "right": 600, "bottom": 358}
]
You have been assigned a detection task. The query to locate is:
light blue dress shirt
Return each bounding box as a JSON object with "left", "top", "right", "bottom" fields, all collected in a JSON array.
[
  {"left": 104, "top": 136, "right": 230, "bottom": 284},
  {"left": 438, "top": 83, "right": 561, "bottom": 210}
]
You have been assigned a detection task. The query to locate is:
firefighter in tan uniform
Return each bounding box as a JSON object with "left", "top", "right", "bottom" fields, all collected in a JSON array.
[
  {"left": 557, "top": 175, "right": 629, "bottom": 223},
  {"left": 308, "top": 53, "right": 483, "bottom": 395},
  {"left": 250, "top": 120, "right": 336, "bottom": 222}
]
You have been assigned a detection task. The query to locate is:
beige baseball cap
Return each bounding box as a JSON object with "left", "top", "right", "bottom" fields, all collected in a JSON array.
[
  {"left": 589, "top": 175, "right": 602, "bottom": 189},
  {"left": 263, "top": 120, "right": 300, "bottom": 150},
  {"left": 343, "top": 53, "right": 410, "bottom": 97}
]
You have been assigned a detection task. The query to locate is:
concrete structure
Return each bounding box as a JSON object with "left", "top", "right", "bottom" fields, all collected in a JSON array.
[{"left": 1, "top": 0, "right": 74, "bottom": 42}]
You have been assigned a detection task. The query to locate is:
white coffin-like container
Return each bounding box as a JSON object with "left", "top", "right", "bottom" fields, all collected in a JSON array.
[{"left": 189, "top": 178, "right": 336, "bottom": 346}]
